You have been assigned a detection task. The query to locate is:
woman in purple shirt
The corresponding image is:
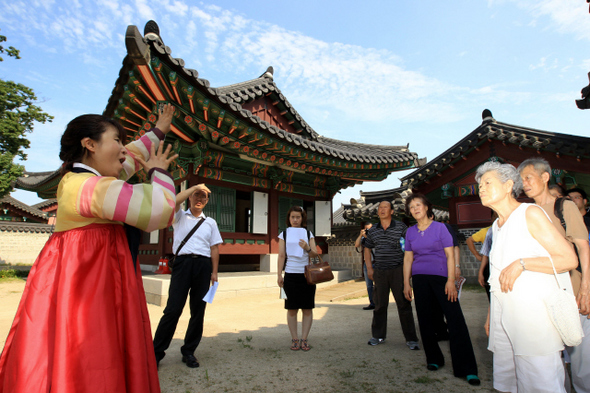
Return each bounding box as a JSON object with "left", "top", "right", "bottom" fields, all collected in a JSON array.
[{"left": 403, "top": 193, "right": 480, "bottom": 386}]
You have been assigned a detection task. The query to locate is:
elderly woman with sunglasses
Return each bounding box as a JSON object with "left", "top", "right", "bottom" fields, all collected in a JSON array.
[{"left": 477, "top": 161, "right": 578, "bottom": 393}]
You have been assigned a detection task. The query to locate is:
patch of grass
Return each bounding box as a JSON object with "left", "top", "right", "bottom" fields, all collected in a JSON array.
[
  {"left": 237, "top": 336, "right": 253, "bottom": 349},
  {"left": 414, "top": 376, "right": 440, "bottom": 384},
  {"left": 339, "top": 370, "right": 356, "bottom": 378},
  {"left": 0, "top": 269, "right": 28, "bottom": 279},
  {"left": 391, "top": 357, "right": 399, "bottom": 363}
]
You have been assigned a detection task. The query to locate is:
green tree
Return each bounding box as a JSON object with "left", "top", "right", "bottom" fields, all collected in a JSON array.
[{"left": 0, "top": 30, "right": 53, "bottom": 198}]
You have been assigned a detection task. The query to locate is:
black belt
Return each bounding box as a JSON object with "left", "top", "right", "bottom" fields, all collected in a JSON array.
[{"left": 178, "top": 254, "right": 210, "bottom": 259}]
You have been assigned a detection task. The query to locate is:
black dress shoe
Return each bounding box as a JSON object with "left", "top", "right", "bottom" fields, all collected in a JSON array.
[
  {"left": 363, "top": 305, "right": 375, "bottom": 310},
  {"left": 182, "top": 354, "right": 200, "bottom": 368}
]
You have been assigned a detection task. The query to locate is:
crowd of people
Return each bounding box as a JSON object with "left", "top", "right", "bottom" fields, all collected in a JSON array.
[
  {"left": 0, "top": 104, "right": 588, "bottom": 393},
  {"left": 352, "top": 159, "right": 589, "bottom": 392}
]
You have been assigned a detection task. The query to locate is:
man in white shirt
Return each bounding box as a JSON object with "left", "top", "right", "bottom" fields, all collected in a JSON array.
[{"left": 153, "top": 184, "right": 223, "bottom": 368}]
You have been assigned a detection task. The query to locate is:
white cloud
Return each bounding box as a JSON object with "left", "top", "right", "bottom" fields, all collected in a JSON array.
[
  {"left": 1, "top": 0, "right": 573, "bottom": 144},
  {"left": 134, "top": 0, "right": 154, "bottom": 21},
  {"left": 507, "top": 0, "right": 590, "bottom": 40}
]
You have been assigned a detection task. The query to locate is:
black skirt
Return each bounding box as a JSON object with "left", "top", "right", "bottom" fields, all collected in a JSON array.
[{"left": 283, "top": 273, "right": 316, "bottom": 310}]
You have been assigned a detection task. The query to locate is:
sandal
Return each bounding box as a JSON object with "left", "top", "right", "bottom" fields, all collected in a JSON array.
[
  {"left": 290, "top": 339, "right": 300, "bottom": 351},
  {"left": 300, "top": 339, "right": 311, "bottom": 351}
]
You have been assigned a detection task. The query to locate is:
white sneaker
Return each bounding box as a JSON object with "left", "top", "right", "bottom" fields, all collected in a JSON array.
[
  {"left": 368, "top": 337, "right": 385, "bottom": 346},
  {"left": 406, "top": 341, "right": 420, "bottom": 350}
]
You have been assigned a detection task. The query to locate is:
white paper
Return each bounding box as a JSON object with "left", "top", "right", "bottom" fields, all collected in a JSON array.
[
  {"left": 285, "top": 227, "right": 307, "bottom": 258},
  {"left": 203, "top": 281, "right": 219, "bottom": 303},
  {"left": 280, "top": 287, "right": 287, "bottom": 299},
  {"left": 455, "top": 276, "right": 466, "bottom": 300}
]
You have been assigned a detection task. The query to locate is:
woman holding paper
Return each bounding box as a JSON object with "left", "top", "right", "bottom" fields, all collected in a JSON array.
[
  {"left": 277, "top": 206, "right": 318, "bottom": 351},
  {"left": 402, "top": 193, "right": 480, "bottom": 386}
]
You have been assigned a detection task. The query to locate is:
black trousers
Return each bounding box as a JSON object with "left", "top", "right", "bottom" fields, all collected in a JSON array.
[
  {"left": 153, "top": 255, "right": 212, "bottom": 360},
  {"left": 371, "top": 266, "right": 418, "bottom": 342},
  {"left": 412, "top": 274, "right": 478, "bottom": 377}
]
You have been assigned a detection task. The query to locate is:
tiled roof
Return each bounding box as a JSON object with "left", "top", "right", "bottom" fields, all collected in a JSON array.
[
  {"left": 576, "top": 72, "right": 590, "bottom": 110},
  {"left": 332, "top": 204, "right": 355, "bottom": 227},
  {"left": 32, "top": 199, "right": 57, "bottom": 210},
  {"left": 216, "top": 67, "right": 319, "bottom": 141},
  {"left": 1, "top": 196, "right": 48, "bottom": 220},
  {"left": 0, "top": 222, "right": 53, "bottom": 233},
  {"left": 342, "top": 192, "right": 449, "bottom": 223},
  {"left": 104, "top": 21, "right": 421, "bottom": 167},
  {"left": 400, "top": 110, "right": 590, "bottom": 189},
  {"left": 341, "top": 109, "right": 590, "bottom": 223},
  {"left": 15, "top": 171, "right": 60, "bottom": 188}
]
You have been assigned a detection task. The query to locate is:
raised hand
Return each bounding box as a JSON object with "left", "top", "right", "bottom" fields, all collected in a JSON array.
[
  {"left": 189, "top": 183, "right": 212, "bottom": 197},
  {"left": 135, "top": 140, "right": 179, "bottom": 173},
  {"left": 155, "top": 103, "right": 175, "bottom": 134}
]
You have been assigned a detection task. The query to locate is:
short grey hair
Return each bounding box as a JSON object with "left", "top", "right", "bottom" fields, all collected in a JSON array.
[
  {"left": 475, "top": 161, "right": 523, "bottom": 198},
  {"left": 517, "top": 157, "right": 551, "bottom": 177}
]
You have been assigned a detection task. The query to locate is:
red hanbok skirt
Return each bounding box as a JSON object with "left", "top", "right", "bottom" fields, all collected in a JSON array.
[{"left": 0, "top": 224, "right": 160, "bottom": 393}]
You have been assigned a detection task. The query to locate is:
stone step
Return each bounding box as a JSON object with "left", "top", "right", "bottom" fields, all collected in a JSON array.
[{"left": 143, "top": 269, "right": 353, "bottom": 306}]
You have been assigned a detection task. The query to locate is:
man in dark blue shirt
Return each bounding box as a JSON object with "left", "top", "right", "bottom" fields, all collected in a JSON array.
[{"left": 365, "top": 201, "right": 419, "bottom": 349}]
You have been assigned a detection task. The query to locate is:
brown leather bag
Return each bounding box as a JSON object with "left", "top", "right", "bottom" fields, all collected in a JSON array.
[{"left": 304, "top": 255, "right": 334, "bottom": 285}]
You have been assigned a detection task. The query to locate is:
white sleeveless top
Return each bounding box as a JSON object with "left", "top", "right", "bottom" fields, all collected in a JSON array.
[{"left": 489, "top": 203, "right": 573, "bottom": 355}]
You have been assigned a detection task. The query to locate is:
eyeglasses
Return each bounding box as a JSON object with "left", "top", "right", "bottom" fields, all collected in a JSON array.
[{"left": 192, "top": 194, "right": 209, "bottom": 200}]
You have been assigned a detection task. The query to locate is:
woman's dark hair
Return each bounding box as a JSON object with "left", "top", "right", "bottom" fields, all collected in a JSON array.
[
  {"left": 59, "top": 114, "right": 126, "bottom": 174},
  {"left": 286, "top": 206, "right": 307, "bottom": 228},
  {"left": 404, "top": 193, "right": 433, "bottom": 218},
  {"left": 548, "top": 184, "right": 566, "bottom": 197}
]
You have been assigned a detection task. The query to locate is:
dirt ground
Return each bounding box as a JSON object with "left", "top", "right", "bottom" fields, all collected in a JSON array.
[{"left": 0, "top": 279, "right": 494, "bottom": 393}]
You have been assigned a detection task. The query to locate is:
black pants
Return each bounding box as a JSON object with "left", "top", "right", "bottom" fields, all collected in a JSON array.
[
  {"left": 412, "top": 274, "right": 478, "bottom": 377},
  {"left": 153, "top": 255, "right": 212, "bottom": 360},
  {"left": 483, "top": 263, "right": 491, "bottom": 301},
  {"left": 371, "top": 266, "right": 418, "bottom": 342}
]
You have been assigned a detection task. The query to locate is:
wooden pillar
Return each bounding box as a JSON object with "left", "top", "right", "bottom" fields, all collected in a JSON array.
[{"left": 269, "top": 187, "right": 279, "bottom": 254}]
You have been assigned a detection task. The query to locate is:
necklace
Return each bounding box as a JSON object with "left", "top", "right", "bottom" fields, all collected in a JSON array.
[{"left": 417, "top": 220, "right": 432, "bottom": 236}]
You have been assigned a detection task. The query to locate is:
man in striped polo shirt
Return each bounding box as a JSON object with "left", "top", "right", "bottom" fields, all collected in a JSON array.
[{"left": 365, "top": 201, "right": 420, "bottom": 349}]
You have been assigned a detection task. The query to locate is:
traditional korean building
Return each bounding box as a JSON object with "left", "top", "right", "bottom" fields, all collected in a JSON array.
[
  {"left": 0, "top": 196, "right": 53, "bottom": 265},
  {"left": 17, "top": 21, "right": 423, "bottom": 272},
  {"left": 342, "top": 109, "right": 590, "bottom": 280}
]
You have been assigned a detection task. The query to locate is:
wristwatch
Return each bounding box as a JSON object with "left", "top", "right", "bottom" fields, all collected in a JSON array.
[{"left": 520, "top": 258, "right": 526, "bottom": 271}]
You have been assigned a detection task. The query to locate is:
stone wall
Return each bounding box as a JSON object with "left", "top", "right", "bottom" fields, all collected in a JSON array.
[
  {"left": 328, "top": 227, "right": 486, "bottom": 284},
  {"left": 457, "top": 228, "right": 485, "bottom": 284},
  {"left": 0, "top": 224, "right": 52, "bottom": 264},
  {"left": 326, "top": 243, "right": 363, "bottom": 278}
]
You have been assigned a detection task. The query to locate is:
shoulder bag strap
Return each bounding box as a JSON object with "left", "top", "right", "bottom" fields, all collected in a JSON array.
[
  {"left": 554, "top": 197, "right": 567, "bottom": 231},
  {"left": 174, "top": 217, "right": 206, "bottom": 257},
  {"left": 283, "top": 229, "right": 288, "bottom": 259}
]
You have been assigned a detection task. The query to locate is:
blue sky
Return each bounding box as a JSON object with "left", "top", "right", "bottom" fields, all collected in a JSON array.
[{"left": 2, "top": 0, "right": 590, "bottom": 210}]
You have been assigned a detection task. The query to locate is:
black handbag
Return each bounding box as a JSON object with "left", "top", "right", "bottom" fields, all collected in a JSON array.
[{"left": 168, "top": 217, "right": 205, "bottom": 268}]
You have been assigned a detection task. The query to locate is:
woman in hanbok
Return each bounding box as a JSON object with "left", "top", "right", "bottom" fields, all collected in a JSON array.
[{"left": 0, "top": 104, "right": 178, "bottom": 393}]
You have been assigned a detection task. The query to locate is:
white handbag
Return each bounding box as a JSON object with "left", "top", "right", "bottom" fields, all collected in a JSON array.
[{"left": 543, "top": 257, "right": 584, "bottom": 347}]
